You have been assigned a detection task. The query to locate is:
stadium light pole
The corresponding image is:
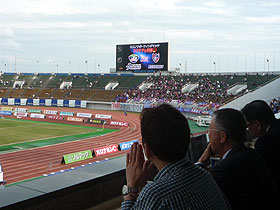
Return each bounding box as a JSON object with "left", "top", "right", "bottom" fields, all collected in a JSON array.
[
  {"left": 267, "top": 59, "right": 269, "bottom": 73},
  {"left": 213, "top": 62, "right": 216, "bottom": 74},
  {"left": 179, "top": 63, "right": 182, "bottom": 73}
]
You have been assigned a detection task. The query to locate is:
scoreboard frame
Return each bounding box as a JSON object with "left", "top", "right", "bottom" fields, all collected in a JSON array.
[{"left": 116, "top": 42, "right": 169, "bottom": 72}]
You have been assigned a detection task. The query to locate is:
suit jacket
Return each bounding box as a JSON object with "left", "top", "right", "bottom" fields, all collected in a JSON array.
[
  {"left": 255, "top": 119, "right": 280, "bottom": 194},
  {"left": 211, "top": 144, "right": 278, "bottom": 210}
]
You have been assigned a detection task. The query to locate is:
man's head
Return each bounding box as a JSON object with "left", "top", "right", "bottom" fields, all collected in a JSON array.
[
  {"left": 209, "top": 108, "right": 246, "bottom": 157},
  {"left": 140, "top": 104, "right": 190, "bottom": 162},
  {"left": 241, "top": 100, "right": 276, "bottom": 137}
]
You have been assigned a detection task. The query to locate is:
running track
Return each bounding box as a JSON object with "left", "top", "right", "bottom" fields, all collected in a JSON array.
[{"left": 0, "top": 107, "right": 141, "bottom": 185}]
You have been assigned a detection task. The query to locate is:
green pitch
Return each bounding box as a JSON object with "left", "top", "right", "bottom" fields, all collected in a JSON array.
[
  {"left": 0, "top": 118, "right": 117, "bottom": 153},
  {"left": 188, "top": 120, "right": 208, "bottom": 134}
]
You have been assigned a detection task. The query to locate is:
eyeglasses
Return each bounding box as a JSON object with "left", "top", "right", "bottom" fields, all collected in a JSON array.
[{"left": 208, "top": 128, "right": 222, "bottom": 132}]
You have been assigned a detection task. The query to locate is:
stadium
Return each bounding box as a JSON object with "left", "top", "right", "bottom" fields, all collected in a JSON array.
[
  {"left": 1, "top": 1, "right": 280, "bottom": 209},
  {"left": 0, "top": 40, "right": 279, "bottom": 209}
]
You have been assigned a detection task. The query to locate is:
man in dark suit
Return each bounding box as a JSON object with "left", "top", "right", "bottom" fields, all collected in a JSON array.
[
  {"left": 198, "top": 108, "right": 278, "bottom": 210},
  {"left": 242, "top": 100, "right": 280, "bottom": 194}
]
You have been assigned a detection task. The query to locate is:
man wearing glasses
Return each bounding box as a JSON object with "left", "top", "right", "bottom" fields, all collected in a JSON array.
[
  {"left": 241, "top": 100, "right": 280, "bottom": 196},
  {"left": 198, "top": 108, "right": 278, "bottom": 210}
]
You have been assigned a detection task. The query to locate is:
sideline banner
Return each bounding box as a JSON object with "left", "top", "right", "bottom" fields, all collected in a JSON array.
[
  {"left": 95, "top": 114, "right": 112, "bottom": 119},
  {"left": 111, "top": 103, "right": 143, "bottom": 113},
  {"left": 43, "top": 110, "right": 58, "bottom": 115},
  {"left": 93, "top": 145, "right": 118, "bottom": 157},
  {"left": 66, "top": 117, "right": 84, "bottom": 122},
  {"left": 14, "top": 108, "right": 27, "bottom": 113},
  {"left": 30, "top": 113, "right": 45, "bottom": 119},
  {"left": 0, "top": 110, "right": 12, "bottom": 115},
  {"left": 60, "top": 111, "right": 74, "bottom": 116},
  {"left": 118, "top": 140, "right": 138, "bottom": 151},
  {"left": 109, "top": 120, "right": 129, "bottom": 127},
  {"left": 61, "top": 150, "right": 93, "bottom": 164},
  {"left": 28, "top": 109, "right": 42, "bottom": 113},
  {"left": 14, "top": 112, "right": 28, "bottom": 117},
  {"left": 87, "top": 118, "right": 105, "bottom": 125},
  {"left": 77, "top": 113, "right": 92, "bottom": 118},
  {"left": 46, "top": 115, "right": 64, "bottom": 120},
  {"left": 1, "top": 107, "right": 13, "bottom": 111}
]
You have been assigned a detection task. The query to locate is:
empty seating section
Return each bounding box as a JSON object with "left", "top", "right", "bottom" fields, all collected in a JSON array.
[
  {"left": 46, "top": 75, "right": 72, "bottom": 88},
  {"left": 36, "top": 88, "right": 56, "bottom": 99},
  {"left": 52, "top": 89, "right": 71, "bottom": 99},
  {"left": 8, "top": 89, "right": 24, "bottom": 98},
  {"left": 117, "top": 76, "right": 147, "bottom": 89},
  {"left": 0, "top": 89, "right": 8, "bottom": 98},
  {"left": 65, "top": 89, "right": 84, "bottom": 99},
  {"left": 71, "top": 75, "right": 98, "bottom": 89},
  {"left": 0, "top": 75, "right": 16, "bottom": 87},
  {"left": 91, "top": 90, "right": 113, "bottom": 101},
  {"left": 21, "top": 88, "right": 40, "bottom": 98},
  {"left": 79, "top": 89, "right": 99, "bottom": 100},
  {"left": 27, "top": 75, "right": 52, "bottom": 87}
]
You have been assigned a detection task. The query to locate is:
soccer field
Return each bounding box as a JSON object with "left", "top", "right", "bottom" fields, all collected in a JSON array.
[{"left": 0, "top": 118, "right": 117, "bottom": 152}]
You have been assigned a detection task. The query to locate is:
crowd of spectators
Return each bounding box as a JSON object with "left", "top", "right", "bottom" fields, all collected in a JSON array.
[
  {"left": 119, "top": 75, "right": 232, "bottom": 105},
  {"left": 270, "top": 98, "right": 280, "bottom": 114}
]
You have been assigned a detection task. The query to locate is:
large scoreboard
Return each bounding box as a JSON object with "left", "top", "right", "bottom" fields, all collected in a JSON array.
[{"left": 116, "top": 42, "right": 169, "bottom": 72}]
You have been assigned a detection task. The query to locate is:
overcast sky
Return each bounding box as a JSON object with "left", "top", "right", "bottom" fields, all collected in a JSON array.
[{"left": 0, "top": 0, "right": 279, "bottom": 74}]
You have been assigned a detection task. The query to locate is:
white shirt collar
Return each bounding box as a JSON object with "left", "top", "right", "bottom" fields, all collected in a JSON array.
[{"left": 222, "top": 148, "right": 232, "bottom": 160}]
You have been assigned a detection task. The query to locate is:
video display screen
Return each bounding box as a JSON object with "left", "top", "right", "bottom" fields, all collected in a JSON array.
[{"left": 116, "top": 42, "right": 168, "bottom": 72}]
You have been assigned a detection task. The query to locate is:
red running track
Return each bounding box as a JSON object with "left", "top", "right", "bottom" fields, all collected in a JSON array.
[{"left": 0, "top": 107, "right": 141, "bottom": 185}]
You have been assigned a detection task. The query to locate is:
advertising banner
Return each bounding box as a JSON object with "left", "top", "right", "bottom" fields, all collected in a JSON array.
[
  {"left": 0, "top": 110, "right": 12, "bottom": 115},
  {"left": 14, "top": 112, "right": 28, "bottom": 117},
  {"left": 111, "top": 102, "right": 121, "bottom": 110},
  {"left": 43, "top": 110, "right": 58, "bottom": 115},
  {"left": 95, "top": 114, "right": 112, "bottom": 119},
  {"left": 46, "top": 115, "right": 64, "bottom": 120},
  {"left": 1, "top": 107, "right": 13, "bottom": 111},
  {"left": 33, "top": 99, "right": 40, "bottom": 106},
  {"left": 118, "top": 140, "right": 138, "bottom": 151},
  {"left": 57, "top": 100, "right": 64, "bottom": 107},
  {"left": 81, "top": 100, "right": 87, "bottom": 108},
  {"left": 66, "top": 117, "right": 84, "bottom": 122},
  {"left": 45, "top": 99, "right": 52, "bottom": 106},
  {"left": 14, "top": 108, "right": 27, "bottom": 113},
  {"left": 28, "top": 109, "right": 42, "bottom": 113},
  {"left": 30, "top": 113, "right": 45, "bottom": 119},
  {"left": 77, "top": 113, "right": 92, "bottom": 118},
  {"left": 87, "top": 118, "right": 105, "bottom": 125},
  {"left": 69, "top": 100, "right": 75, "bottom": 108},
  {"left": 93, "top": 145, "right": 118, "bottom": 157},
  {"left": 8, "top": 98, "right": 15, "bottom": 105},
  {"left": 116, "top": 42, "right": 169, "bottom": 72},
  {"left": 61, "top": 150, "right": 93, "bottom": 164},
  {"left": 20, "top": 98, "right": 27, "bottom": 106},
  {"left": 109, "top": 120, "right": 129, "bottom": 127},
  {"left": 59, "top": 111, "right": 74, "bottom": 116}
]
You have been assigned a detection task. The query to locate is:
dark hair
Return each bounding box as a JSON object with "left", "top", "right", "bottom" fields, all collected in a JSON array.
[
  {"left": 140, "top": 104, "right": 190, "bottom": 162},
  {"left": 214, "top": 108, "right": 246, "bottom": 144},
  {"left": 241, "top": 100, "right": 275, "bottom": 124}
]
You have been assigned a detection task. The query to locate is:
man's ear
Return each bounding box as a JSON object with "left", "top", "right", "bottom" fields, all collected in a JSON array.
[
  {"left": 143, "top": 143, "right": 153, "bottom": 160},
  {"left": 255, "top": 120, "right": 262, "bottom": 131},
  {"left": 220, "top": 130, "right": 228, "bottom": 144}
]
